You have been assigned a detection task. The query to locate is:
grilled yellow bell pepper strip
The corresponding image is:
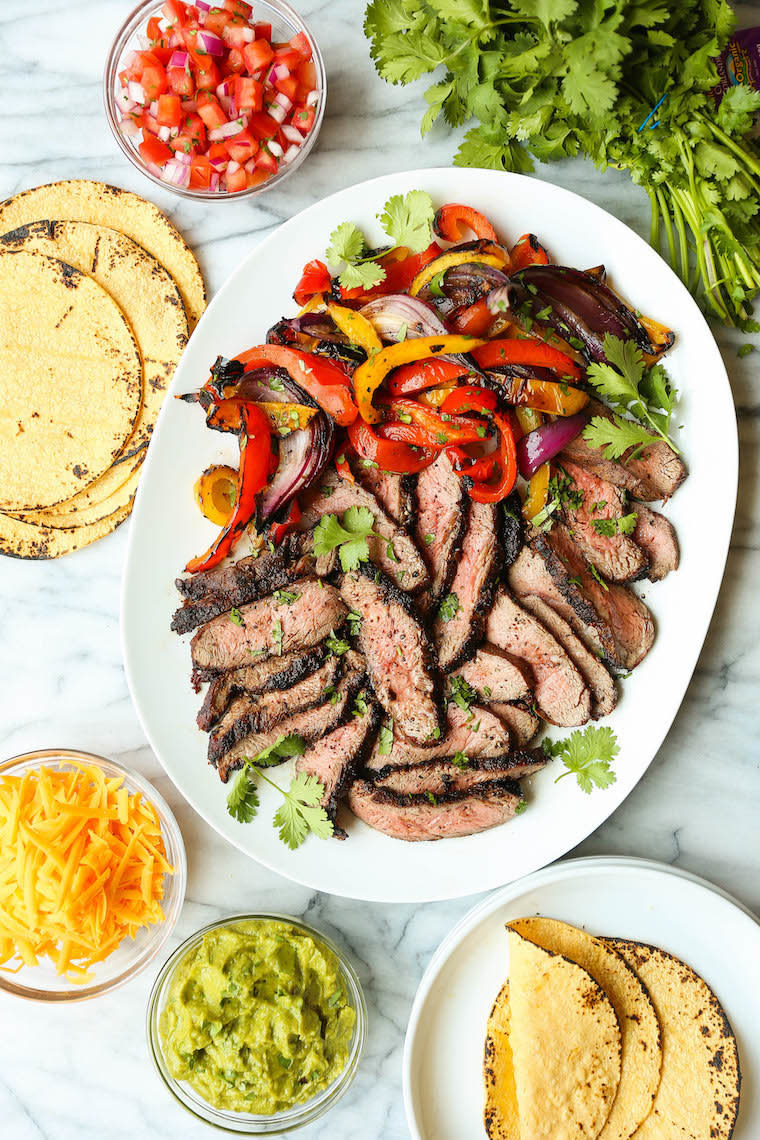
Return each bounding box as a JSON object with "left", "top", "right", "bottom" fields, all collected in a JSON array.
[
  {"left": 515, "top": 407, "right": 544, "bottom": 436},
  {"left": 327, "top": 301, "right": 384, "bottom": 423},
  {"left": 497, "top": 374, "right": 589, "bottom": 417},
  {"left": 409, "top": 250, "right": 508, "bottom": 297},
  {"left": 351, "top": 335, "right": 488, "bottom": 423},
  {"left": 522, "top": 461, "right": 550, "bottom": 521}
]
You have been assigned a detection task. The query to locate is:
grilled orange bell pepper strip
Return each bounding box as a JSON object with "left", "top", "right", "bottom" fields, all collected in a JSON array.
[
  {"left": 383, "top": 397, "right": 491, "bottom": 446},
  {"left": 326, "top": 301, "right": 384, "bottom": 423},
  {"left": 509, "top": 233, "right": 550, "bottom": 271},
  {"left": 496, "top": 373, "right": 589, "bottom": 417},
  {"left": 352, "top": 335, "right": 486, "bottom": 412},
  {"left": 433, "top": 204, "right": 498, "bottom": 243},
  {"left": 409, "top": 250, "right": 508, "bottom": 297},
  {"left": 233, "top": 345, "right": 357, "bottom": 425}
]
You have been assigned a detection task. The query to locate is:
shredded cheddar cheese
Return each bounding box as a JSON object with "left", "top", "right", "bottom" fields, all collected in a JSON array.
[{"left": 0, "top": 763, "right": 173, "bottom": 982}]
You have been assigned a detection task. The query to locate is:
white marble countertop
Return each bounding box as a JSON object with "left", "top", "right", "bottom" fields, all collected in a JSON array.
[{"left": 1, "top": 1, "right": 759, "bottom": 1136}]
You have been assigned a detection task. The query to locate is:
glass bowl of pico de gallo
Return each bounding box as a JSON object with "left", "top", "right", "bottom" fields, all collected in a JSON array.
[{"left": 104, "top": 0, "right": 325, "bottom": 199}]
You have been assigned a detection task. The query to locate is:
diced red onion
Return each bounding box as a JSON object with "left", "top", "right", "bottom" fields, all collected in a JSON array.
[
  {"left": 306, "top": 89, "right": 319, "bottom": 107},
  {"left": 137, "top": 33, "right": 151, "bottom": 50},
  {"left": 209, "top": 152, "right": 228, "bottom": 170},
  {"left": 487, "top": 286, "right": 513, "bottom": 316},
  {"left": 216, "top": 80, "right": 234, "bottom": 98},
  {"left": 170, "top": 125, "right": 179, "bottom": 138},
  {"left": 241, "top": 27, "right": 254, "bottom": 42},
  {"left": 128, "top": 81, "right": 146, "bottom": 106},
  {"left": 282, "top": 144, "right": 300, "bottom": 164},
  {"left": 116, "top": 88, "right": 137, "bottom": 113},
  {"left": 265, "top": 62, "right": 289, "bottom": 87},
  {"left": 120, "top": 118, "right": 141, "bottom": 137},
  {"left": 281, "top": 123, "right": 301, "bottom": 144},
  {"left": 244, "top": 158, "right": 257, "bottom": 173},
  {"left": 209, "top": 172, "right": 220, "bottom": 192},
  {"left": 516, "top": 413, "right": 588, "bottom": 479},
  {"left": 149, "top": 99, "right": 159, "bottom": 117},
  {"left": 196, "top": 29, "right": 224, "bottom": 56},
  {"left": 218, "top": 94, "right": 233, "bottom": 116},
  {"left": 123, "top": 51, "right": 137, "bottom": 69},
  {"left": 173, "top": 149, "right": 192, "bottom": 165},
  {"left": 267, "top": 139, "right": 284, "bottom": 158},
  {"left": 227, "top": 159, "right": 241, "bottom": 174},
  {"left": 161, "top": 4, "right": 177, "bottom": 24},
  {"left": 162, "top": 160, "right": 191, "bottom": 189},
  {"left": 196, "top": 0, "right": 211, "bottom": 9},
  {"left": 169, "top": 50, "right": 189, "bottom": 69},
  {"left": 267, "top": 101, "right": 287, "bottom": 124},
  {"left": 208, "top": 117, "right": 245, "bottom": 141},
  {"left": 158, "top": 125, "right": 171, "bottom": 142}
]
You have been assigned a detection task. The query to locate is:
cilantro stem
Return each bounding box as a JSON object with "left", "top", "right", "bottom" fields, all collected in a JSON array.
[{"left": 254, "top": 767, "right": 287, "bottom": 796}]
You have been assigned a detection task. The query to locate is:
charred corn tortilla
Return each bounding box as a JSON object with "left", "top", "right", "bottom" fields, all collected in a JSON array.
[
  {"left": 506, "top": 927, "right": 622, "bottom": 1140},
  {"left": 0, "top": 180, "right": 206, "bottom": 328},
  {"left": 0, "top": 248, "right": 142, "bottom": 511},
  {"left": 484, "top": 982, "right": 520, "bottom": 1140},
  {"left": 0, "top": 220, "right": 188, "bottom": 526},
  {"left": 606, "top": 939, "right": 741, "bottom": 1140},
  {"left": 0, "top": 499, "right": 131, "bottom": 559},
  {"left": 509, "top": 917, "right": 662, "bottom": 1140}
]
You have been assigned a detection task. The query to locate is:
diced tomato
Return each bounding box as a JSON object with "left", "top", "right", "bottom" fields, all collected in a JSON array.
[
  {"left": 171, "top": 132, "right": 198, "bottom": 157},
  {"left": 234, "top": 75, "right": 262, "bottom": 111},
  {"left": 156, "top": 93, "right": 183, "bottom": 127},
  {"left": 147, "top": 16, "right": 164, "bottom": 41},
  {"left": 162, "top": 0, "right": 189, "bottom": 27},
  {"left": 196, "top": 92, "right": 228, "bottom": 129},
  {"left": 253, "top": 22, "right": 272, "bottom": 40},
  {"left": 289, "top": 32, "right": 312, "bottom": 60},
  {"left": 255, "top": 146, "right": 278, "bottom": 173},
  {"left": 222, "top": 22, "right": 251, "bottom": 49},
  {"left": 296, "top": 59, "right": 316, "bottom": 88},
  {"left": 168, "top": 66, "right": 194, "bottom": 96},
  {"left": 139, "top": 135, "right": 173, "bottom": 165},
  {"left": 194, "top": 58, "right": 220, "bottom": 90},
  {"left": 223, "top": 47, "right": 246, "bottom": 74},
  {"left": 248, "top": 111, "right": 279, "bottom": 140},
  {"left": 224, "top": 0, "right": 252, "bottom": 16},
  {"left": 207, "top": 141, "right": 229, "bottom": 167},
  {"left": 274, "top": 74, "right": 298, "bottom": 101},
  {"left": 189, "top": 156, "right": 213, "bottom": 188},
  {"left": 243, "top": 39, "right": 273, "bottom": 72},
  {"left": 181, "top": 112, "right": 207, "bottom": 148},
  {"left": 225, "top": 166, "right": 248, "bottom": 192},
  {"left": 273, "top": 47, "right": 300, "bottom": 69},
  {"left": 291, "top": 104, "right": 316, "bottom": 135},
  {"left": 204, "top": 9, "right": 232, "bottom": 36},
  {"left": 226, "top": 128, "right": 258, "bottom": 163},
  {"left": 246, "top": 168, "right": 271, "bottom": 188}
]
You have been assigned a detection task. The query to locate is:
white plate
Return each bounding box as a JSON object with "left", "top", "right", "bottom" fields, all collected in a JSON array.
[
  {"left": 121, "top": 168, "right": 737, "bottom": 903},
  {"left": 403, "top": 856, "right": 760, "bottom": 1139}
]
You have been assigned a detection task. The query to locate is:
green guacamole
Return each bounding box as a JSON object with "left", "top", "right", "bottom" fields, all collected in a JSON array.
[{"left": 159, "top": 919, "right": 356, "bottom": 1115}]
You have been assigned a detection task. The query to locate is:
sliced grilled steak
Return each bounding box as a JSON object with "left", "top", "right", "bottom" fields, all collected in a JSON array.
[
  {"left": 632, "top": 504, "right": 679, "bottom": 581},
  {"left": 352, "top": 460, "right": 414, "bottom": 527},
  {"left": 197, "top": 647, "right": 327, "bottom": 731},
  {"left": 541, "top": 525, "right": 655, "bottom": 670},
  {"left": 216, "top": 651, "right": 366, "bottom": 782},
  {"left": 174, "top": 533, "right": 309, "bottom": 608},
  {"left": 452, "top": 644, "right": 532, "bottom": 705},
  {"left": 295, "top": 703, "right": 380, "bottom": 836},
  {"left": 498, "top": 491, "right": 526, "bottom": 572},
  {"left": 300, "top": 469, "right": 428, "bottom": 592},
  {"left": 348, "top": 777, "right": 524, "bottom": 841},
  {"left": 433, "top": 500, "right": 501, "bottom": 670},
  {"left": 561, "top": 397, "right": 687, "bottom": 502},
  {"left": 557, "top": 459, "right": 648, "bottom": 582},
  {"left": 365, "top": 704, "right": 512, "bottom": 771},
  {"left": 190, "top": 579, "right": 346, "bottom": 677},
  {"left": 509, "top": 541, "right": 617, "bottom": 664},
  {"left": 371, "top": 750, "right": 547, "bottom": 797},
  {"left": 518, "top": 594, "right": 617, "bottom": 719},
  {"left": 414, "top": 451, "right": 466, "bottom": 607},
  {"left": 339, "top": 566, "right": 444, "bottom": 746},
  {"left": 207, "top": 655, "right": 342, "bottom": 764},
  {"left": 486, "top": 589, "right": 591, "bottom": 727},
  {"left": 488, "top": 702, "right": 541, "bottom": 748}
]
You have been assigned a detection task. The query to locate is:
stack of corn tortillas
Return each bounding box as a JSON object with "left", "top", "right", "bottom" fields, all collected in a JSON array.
[
  {"left": 484, "top": 916, "right": 741, "bottom": 1140},
  {"left": 0, "top": 180, "right": 205, "bottom": 559}
]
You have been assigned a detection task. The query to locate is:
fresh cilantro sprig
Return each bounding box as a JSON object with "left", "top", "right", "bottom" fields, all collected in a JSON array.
[
  {"left": 583, "top": 335, "right": 680, "bottom": 461},
  {"left": 448, "top": 674, "right": 477, "bottom": 713},
  {"left": 226, "top": 735, "right": 334, "bottom": 848},
  {"left": 591, "top": 512, "right": 638, "bottom": 537},
  {"left": 438, "top": 592, "right": 460, "bottom": 623},
  {"left": 543, "top": 725, "right": 620, "bottom": 794},
  {"left": 313, "top": 506, "right": 378, "bottom": 572},
  {"left": 377, "top": 721, "right": 394, "bottom": 755},
  {"left": 325, "top": 190, "right": 435, "bottom": 291}
]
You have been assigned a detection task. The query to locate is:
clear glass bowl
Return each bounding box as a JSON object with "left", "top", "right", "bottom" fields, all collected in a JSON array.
[
  {"left": 0, "top": 749, "right": 186, "bottom": 1002},
  {"left": 103, "top": 0, "right": 326, "bottom": 201},
  {"left": 146, "top": 914, "right": 367, "bottom": 1133}
]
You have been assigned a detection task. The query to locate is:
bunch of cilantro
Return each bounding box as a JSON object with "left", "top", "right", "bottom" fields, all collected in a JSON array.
[{"left": 365, "top": 0, "right": 760, "bottom": 330}]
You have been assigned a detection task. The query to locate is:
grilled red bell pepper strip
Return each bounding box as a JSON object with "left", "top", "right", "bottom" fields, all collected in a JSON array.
[
  {"left": 440, "top": 385, "right": 498, "bottom": 417},
  {"left": 348, "top": 418, "right": 437, "bottom": 474},
  {"left": 233, "top": 345, "right": 358, "bottom": 425},
  {"left": 384, "top": 397, "right": 492, "bottom": 446},
  {"left": 334, "top": 449, "right": 355, "bottom": 482},
  {"left": 270, "top": 497, "right": 302, "bottom": 546},
  {"left": 449, "top": 296, "right": 494, "bottom": 336},
  {"left": 509, "top": 233, "right": 550, "bottom": 271},
  {"left": 354, "top": 334, "right": 486, "bottom": 409},
  {"left": 447, "top": 446, "right": 500, "bottom": 483},
  {"left": 339, "top": 241, "right": 443, "bottom": 301},
  {"left": 386, "top": 356, "right": 473, "bottom": 397},
  {"left": 433, "top": 204, "right": 499, "bottom": 243},
  {"left": 293, "top": 259, "right": 331, "bottom": 307},
  {"left": 467, "top": 412, "right": 517, "bottom": 503},
  {"left": 471, "top": 339, "right": 582, "bottom": 380},
  {"left": 185, "top": 403, "right": 271, "bottom": 573}
]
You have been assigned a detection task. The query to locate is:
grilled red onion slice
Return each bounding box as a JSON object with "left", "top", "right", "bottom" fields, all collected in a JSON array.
[
  {"left": 516, "top": 413, "right": 588, "bottom": 479},
  {"left": 359, "top": 294, "right": 447, "bottom": 341}
]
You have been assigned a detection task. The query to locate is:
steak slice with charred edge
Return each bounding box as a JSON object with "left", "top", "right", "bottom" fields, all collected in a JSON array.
[
  {"left": 351, "top": 459, "right": 415, "bottom": 528},
  {"left": 295, "top": 703, "right": 380, "bottom": 838},
  {"left": 556, "top": 459, "right": 649, "bottom": 583},
  {"left": 451, "top": 644, "right": 532, "bottom": 705},
  {"left": 632, "top": 504, "right": 680, "bottom": 581},
  {"left": 488, "top": 702, "right": 541, "bottom": 748},
  {"left": 197, "top": 647, "right": 327, "bottom": 732},
  {"left": 414, "top": 451, "right": 467, "bottom": 609},
  {"left": 348, "top": 777, "right": 524, "bottom": 842},
  {"left": 509, "top": 542, "right": 617, "bottom": 664},
  {"left": 299, "top": 469, "right": 428, "bottom": 592},
  {"left": 561, "top": 397, "right": 687, "bottom": 502},
  {"left": 433, "top": 500, "right": 501, "bottom": 670},
  {"left": 517, "top": 594, "right": 617, "bottom": 720},
  {"left": 215, "top": 651, "right": 366, "bottom": 782},
  {"left": 174, "top": 533, "right": 310, "bottom": 607},
  {"left": 207, "top": 655, "right": 342, "bottom": 764},
  {"left": 365, "top": 704, "right": 511, "bottom": 771},
  {"left": 370, "top": 750, "right": 547, "bottom": 797},
  {"left": 541, "top": 525, "right": 655, "bottom": 670},
  {"left": 190, "top": 579, "right": 346, "bottom": 677},
  {"left": 486, "top": 588, "right": 591, "bottom": 727},
  {"left": 498, "top": 490, "right": 526, "bottom": 573},
  {"left": 339, "top": 565, "right": 444, "bottom": 746}
]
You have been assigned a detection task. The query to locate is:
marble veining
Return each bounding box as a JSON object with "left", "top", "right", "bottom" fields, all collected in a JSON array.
[{"left": 1, "top": 1, "right": 759, "bottom": 1136}]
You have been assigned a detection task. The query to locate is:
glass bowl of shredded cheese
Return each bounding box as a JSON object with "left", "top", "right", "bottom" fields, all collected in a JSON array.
[{"left": 0, "top": 749, "right": 186, "bottom": 1002}]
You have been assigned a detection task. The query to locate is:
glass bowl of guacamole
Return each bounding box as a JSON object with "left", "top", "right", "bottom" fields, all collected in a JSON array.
[{"left": 146, "top": 914, "right": 366, "bottom": 1133}]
